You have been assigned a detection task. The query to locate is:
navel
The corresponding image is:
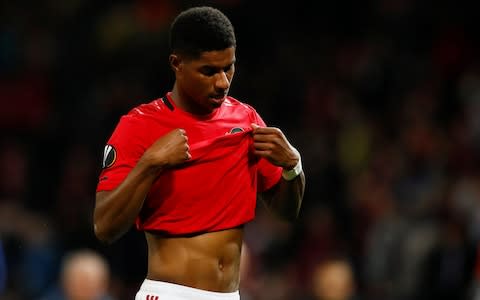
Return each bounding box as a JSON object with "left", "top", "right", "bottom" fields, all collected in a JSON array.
[{"left": 218, "top": 258, "right": 224, "bottom": 271}]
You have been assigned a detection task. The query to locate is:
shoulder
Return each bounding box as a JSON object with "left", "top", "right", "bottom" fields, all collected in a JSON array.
[
  {"left": 119, "top": 98, "right": 171, "bottom": 124},
  {"left": 109, "top": 99, "right": 169, "bottom": 136},
  {"left": 126, "top": 98, "right": 169, "bottom": 118},
  {"left": 224, "top": 96, "right": 257, "bottom": 113},
  {"left": 223, "top": 96, "right": 269, "bottom": 126}
]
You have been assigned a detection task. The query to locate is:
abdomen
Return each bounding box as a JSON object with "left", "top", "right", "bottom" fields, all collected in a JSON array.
[{"left": 144, "top": 226, "right": 244, "bottom": 292}]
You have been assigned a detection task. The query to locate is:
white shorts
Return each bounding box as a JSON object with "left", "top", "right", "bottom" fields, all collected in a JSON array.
[{"left": 135, "top": 279, "right": 240, "bottom": 300}]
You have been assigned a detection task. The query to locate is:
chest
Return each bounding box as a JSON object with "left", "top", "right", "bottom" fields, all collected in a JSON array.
[{"left": 149, "top": 111, "right": 252, "bottom": 145}]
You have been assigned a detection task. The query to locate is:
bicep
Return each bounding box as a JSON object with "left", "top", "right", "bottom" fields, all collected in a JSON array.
[
  {"left": 94, "top": 191, "right": 113, "bottom": 218},
  {"left": 96, "top": 116, "right": 149, "bottom": 192},
  {"left": 257, "top": 157, "right": 282, "bottom": 192},
  {"left": 258, "top": 180, "right": 280, "bottom": 206},
  {"left": 95, "top": 190, "right": 111, "bottom": 203}
]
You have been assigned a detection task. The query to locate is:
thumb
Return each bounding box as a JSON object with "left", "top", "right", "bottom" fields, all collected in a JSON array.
[{"left": 251, "top": 123, "right": 260, "bottom": 130}]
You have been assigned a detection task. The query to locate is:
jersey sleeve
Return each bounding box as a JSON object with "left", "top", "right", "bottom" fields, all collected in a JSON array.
[
  {"left": 96, "top": 115, "right": 149, "bottom": 192},
  {"left": 250, "top": 108, "right": 283, "bottom": 192}
]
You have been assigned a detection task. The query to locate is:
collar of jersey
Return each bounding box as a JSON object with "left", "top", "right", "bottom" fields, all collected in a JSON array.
[{"left": 165, "top": 92, "right": 221, "bottom": 121}]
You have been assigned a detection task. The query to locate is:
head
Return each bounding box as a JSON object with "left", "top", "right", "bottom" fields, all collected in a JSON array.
[
  {"left": 312, "top": 259, "right": 355, "bottom": 300},
  {"left": 60, "top": 249, "right": 110, "bottom": 300},
  {"left": 169, "top": 6, "right": 236, "bottom": 115}
]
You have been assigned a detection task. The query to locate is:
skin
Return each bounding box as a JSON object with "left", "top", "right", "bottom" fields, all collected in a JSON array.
[
  {"left": 62, "top": 251, "right": 109, "bottom": 300},
  {"left": 94, "top": 46, "right": 305, "bottom": 292},
  {"left": 312, "top": 260, "right": 355, "bottom": 300}
]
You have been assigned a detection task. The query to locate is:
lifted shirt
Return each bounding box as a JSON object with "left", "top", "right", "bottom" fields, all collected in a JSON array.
[{"left": 96, "top": 93, "right": 282, "bottom": 235}]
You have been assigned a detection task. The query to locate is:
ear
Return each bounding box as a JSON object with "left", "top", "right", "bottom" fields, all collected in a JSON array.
[{"left": 169, "top": 54, "right": 181, "bottom": 72}]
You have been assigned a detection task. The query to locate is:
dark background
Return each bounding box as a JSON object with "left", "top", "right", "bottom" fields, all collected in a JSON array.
[{"left": 1, "top": 0, "right": 480, "bottom": 299}]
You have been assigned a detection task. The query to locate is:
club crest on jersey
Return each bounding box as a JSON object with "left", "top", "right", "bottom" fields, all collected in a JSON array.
[
  {"left": 228, "top": 127, "right": 244, "bottom": 134},
  {"left": 102, "top": 144, "right": 116, "bottom": 169}
]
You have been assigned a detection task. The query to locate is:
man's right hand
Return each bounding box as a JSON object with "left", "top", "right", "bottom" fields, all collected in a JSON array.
[
  {"left": 94, "top": 128, "right": 189, "bottom": 244},
  {"left": 140, "top": 128, "right": 191, "bottom": 172}
]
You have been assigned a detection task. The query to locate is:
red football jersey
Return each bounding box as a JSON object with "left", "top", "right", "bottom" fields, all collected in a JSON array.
[{"left": 96, "top": 93, "right": 282, "bottom": 235}]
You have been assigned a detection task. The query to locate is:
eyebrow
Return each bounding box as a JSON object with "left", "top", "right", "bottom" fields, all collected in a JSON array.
[
  {"left": 200, "top": 59, "right": 236, "bottom": 69},
  {"left": 199, "top": 63, "right": 235, "bottom": 75}
]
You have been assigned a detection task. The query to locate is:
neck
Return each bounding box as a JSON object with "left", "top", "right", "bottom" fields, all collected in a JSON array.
[
  {"left": 170, "top": 83, "right": 182, "bottom": 109},
  {"left": 170, "top": 83, "right": 214, "bottom": 116}
]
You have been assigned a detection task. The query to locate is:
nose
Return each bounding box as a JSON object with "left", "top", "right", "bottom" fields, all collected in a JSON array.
[{"left": 215, "top": 71, "right": 230, "bottom": 90}]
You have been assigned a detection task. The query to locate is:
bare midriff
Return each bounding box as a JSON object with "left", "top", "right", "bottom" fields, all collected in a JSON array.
[{"left": 144, "top": 226, "right": 244, "bottom": 292}]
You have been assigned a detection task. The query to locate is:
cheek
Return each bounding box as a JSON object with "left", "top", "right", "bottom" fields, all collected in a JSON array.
[
  {"left": 187, "top": 75, "right": 211, "bottom": 92},
  {"left": 183, "top": 75, "right": 211, "bottom": 100}
]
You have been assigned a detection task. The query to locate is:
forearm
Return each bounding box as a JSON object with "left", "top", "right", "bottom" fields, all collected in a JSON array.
[
  {"left": 94, "top": 161, "right": 161, "bottom": 243},
  {"left": 261, "top": 171, "right": 305, "bottom": 221}
]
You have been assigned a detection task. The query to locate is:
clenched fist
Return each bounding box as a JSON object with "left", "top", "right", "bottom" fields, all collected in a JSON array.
[
  {"left": 140, "top": 128, "right": 191, "bottom": 172},
  {"left": 251, "top": 123, "right": 299, "bottom": 169}
]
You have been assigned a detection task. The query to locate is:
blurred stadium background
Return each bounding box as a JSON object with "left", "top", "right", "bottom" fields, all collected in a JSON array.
[{"left": 1, "top": 0, "right": 480, "bottom": 299}]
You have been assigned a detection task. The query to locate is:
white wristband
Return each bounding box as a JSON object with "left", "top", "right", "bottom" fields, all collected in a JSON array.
[{"left": 282, "top": 150, "right": 303, "bottom": 181}]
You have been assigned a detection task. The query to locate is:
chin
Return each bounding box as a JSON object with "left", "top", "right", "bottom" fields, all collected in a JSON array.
[{"left": 212, "top": 101, "right": 223, "bottom": 108}]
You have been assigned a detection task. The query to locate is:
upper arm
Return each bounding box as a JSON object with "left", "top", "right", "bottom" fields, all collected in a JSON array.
[
  {"left": 95, "top": 190, "right": 111, "bottom": 203},
  {"left": 96, "top": 116, "right": 150, "bottom": 193},
  {"left": 94, "top": 190, "right": 112, "bottom": 220}
]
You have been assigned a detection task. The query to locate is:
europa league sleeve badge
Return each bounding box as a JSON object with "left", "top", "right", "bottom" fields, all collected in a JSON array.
[{"left": 102, "top": 144, "right": 117, "bottom": 169}]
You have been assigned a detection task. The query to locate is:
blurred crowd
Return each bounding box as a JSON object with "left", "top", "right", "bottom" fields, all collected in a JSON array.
[{"left": 2, "top": 0, "right": 480, "bottom": 299}]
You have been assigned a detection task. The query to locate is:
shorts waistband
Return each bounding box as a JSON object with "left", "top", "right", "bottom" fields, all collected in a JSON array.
[{"left": 138, "top": 279, "right": 240, "bottom": 300}]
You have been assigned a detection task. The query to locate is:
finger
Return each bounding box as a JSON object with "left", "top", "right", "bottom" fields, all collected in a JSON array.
[
  {"left": 252, "top": 125, "right": 281, "bottom": 135},
  {"left": 181, "top": 131, "right": 189, "bottom": 140},
  {"left": 252, "top": 133, "right": 277, "bottom": 142},
  {"left": 252, "top": 127, "right": 271, "bottom": 135},
  {"left": 253, "top": 135, "right": 285, "bottom": 149},
  {"left": 253, "top": 142, "right": 273, "bottom": 151},
  {"left": 251, "top": 123, "right": 272, "bottom": 135},
  {"left": 253, "top": 149, "right": 272, "bottom": 158}
]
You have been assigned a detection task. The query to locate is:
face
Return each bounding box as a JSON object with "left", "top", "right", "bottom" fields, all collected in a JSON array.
[{"left": 170, "top": 47, "right": 236, "bottom": 115}]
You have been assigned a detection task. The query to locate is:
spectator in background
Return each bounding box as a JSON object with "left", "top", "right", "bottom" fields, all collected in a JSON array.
[
  {"left": 39, "top": 248, "right": 113, "bottom": 300},
  {"left": 310, "top": 258, "right": 357, "bottom": 300}
]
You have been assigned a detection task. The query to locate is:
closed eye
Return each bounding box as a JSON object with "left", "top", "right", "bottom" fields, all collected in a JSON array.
[
  {"left": 200, "top": 67, "right": 217, "bottom": 77},
  {"left": 199, "top": 63, "right": 234, "bottom": 77},
  {"left": 223, "top": 64, "right": 233, "bottom": 72}
]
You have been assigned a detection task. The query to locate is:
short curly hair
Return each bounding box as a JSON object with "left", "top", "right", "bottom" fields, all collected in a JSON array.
[{"left": 169, "top": 6, "right": 236, "bottom": 58}]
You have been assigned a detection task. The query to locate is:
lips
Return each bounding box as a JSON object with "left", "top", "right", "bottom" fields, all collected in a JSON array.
[
  {"left": 210, "top": 95, "right": 226, "bottom": 104},
  {"left": 211, "top": 94, "right": 226, "bottom": 99}
]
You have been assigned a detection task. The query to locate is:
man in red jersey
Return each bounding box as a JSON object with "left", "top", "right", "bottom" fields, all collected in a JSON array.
[{"left": 94, "top": 6, "right": 305, "bottom": 300}]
